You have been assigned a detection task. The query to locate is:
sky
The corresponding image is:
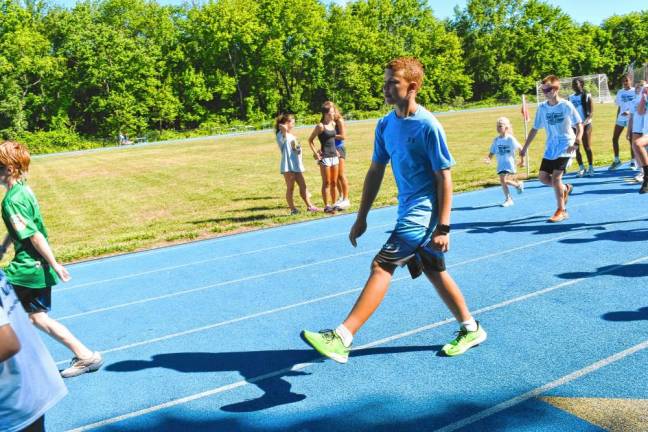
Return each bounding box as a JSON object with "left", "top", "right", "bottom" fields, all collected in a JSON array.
[{"left": 51, "top": 0, "right": 646, "bottom": 25}]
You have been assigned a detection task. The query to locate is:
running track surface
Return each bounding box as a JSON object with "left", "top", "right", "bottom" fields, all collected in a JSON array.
[{"left": 46, "top": 168, "right": 647, "bottom": 431}]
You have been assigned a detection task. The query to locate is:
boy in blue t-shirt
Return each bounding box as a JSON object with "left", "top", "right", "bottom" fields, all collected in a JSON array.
[{"left": 301, "top": 57, "right": 486, "bottom": 362}]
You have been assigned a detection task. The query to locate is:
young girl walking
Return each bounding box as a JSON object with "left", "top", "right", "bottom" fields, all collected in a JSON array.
[
  {"left": 485, "top": 117, "right": 524, "bottom": 207},
  {"left": 275, "top": 113, "right": 319, "bottom": 214}
]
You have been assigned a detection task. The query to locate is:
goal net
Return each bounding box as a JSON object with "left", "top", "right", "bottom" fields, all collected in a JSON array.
[
  {"left": 535, "top": 74, "right": 613, "bottom": 105},
  {"left": 628, "top": 62, "right": 648, "bottom": 83}
]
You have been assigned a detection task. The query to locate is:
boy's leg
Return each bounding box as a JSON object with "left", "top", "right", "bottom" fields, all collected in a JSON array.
[
  {"left": 419, "top": 249, "right": 486, "bottom": 357},
  {"left": 499, "top": 174, "right": 511, "bottom": 198},
  {"left": 29, "top": 312, "right": 94, "bottom": 359},
  {"left": 300, "top": 260, "right": 395, "bottom": 364},
  {"left": 342, "top": 260, "right": 396, "bottom": 334},
  {"left": 583, "top": 125, "right": 594, "bottom": 167}
]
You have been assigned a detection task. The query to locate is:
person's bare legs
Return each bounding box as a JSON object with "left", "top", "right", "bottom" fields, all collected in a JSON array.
[
  {"left": 294, "top": 173, "right": 314, "bottom": 208},
  {"left": 423, "top": 269, "right": 472, "bottom": 322},
  {"left": 319, "top": 165, "right": 330, "bottom": 207},
  {"left": 329, "top": 164, "right": 339, "bottom": 205},
  {"left": 283, "top": 172, "right": 296, "bottom": 210},
  {"left": 612, "top": 124, "right": 624, "bottom": 160},
  {"left": 29, "top": 312, "right": 93, "bottom": 359},
  {"left": 337, "top": 157, "right": 349, "bottom": 201},
  {"left": 342, "top": 261, "right": 396, "bottom": 334},
  {"left": 551, "top": 169, "right": 567, "bottom": 210},
  {"left": 499, "top": 174, "right": 511, "bottom": 199}
]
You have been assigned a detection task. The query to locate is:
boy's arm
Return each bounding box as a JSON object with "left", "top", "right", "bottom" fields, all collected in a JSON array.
[
  {"left": 432, "top": 168, "right": 453, "bottom": 253},
  {"left": 29, "top": 232, "right": 70, "bottom": 282},
  {"left": 349, "top": 161, "right": 386, "bottom": 247},
  {"left": 0, "top": 234, "right": 11, "bottom": 260},
  {"left": 0, "top": 323, "right": 20, "bottom": 361},
  {"left": 520, "top": 128, "right": 538, "bottom": 157}
]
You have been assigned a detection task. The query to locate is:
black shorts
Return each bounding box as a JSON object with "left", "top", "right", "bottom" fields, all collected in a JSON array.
[
  {"left": 498, "top": 170, "right": 514, "bottom": 175},
  {"left": 540, "top": 157, "right": 570, "bottom": 174},
  {"left": 13, "top": 285, "right": 51, "bottom": 313},
  {"left": 374, "top": 222, "right": 446, "bottom": 279},
  {"left": 336, "top": 145, "right": 346, "bottom": 159}
]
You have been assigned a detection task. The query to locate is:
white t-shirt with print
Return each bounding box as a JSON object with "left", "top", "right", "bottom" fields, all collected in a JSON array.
[
  {"left": 490, "top": 135, "right": 522, "bottom": 174},
  {"left": 568, "top": 93, "right": 592, "bottom": 125},
  {"left": 0, "top": 277, "right": 67, "bottom": 432},
  {"left": 616, "top": 88, "right": 636, "bottom": 123},
  {"left": 533, "top": 99, "right": 582, "bottom": 160},
  {"left": 630, "top": 94, "right": 646, "bottom": 134}
]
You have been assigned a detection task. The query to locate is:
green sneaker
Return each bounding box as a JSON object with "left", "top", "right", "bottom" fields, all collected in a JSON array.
[
  {"left": 301, "top": 329, "right": 350, "bottom": 364},
  {"left": 441, "top": 322, "right": 487, "bottom": 357}
]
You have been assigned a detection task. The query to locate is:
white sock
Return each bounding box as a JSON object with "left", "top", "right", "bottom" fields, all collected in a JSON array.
[
  {"left": 461, "top": 318, "right": 478, "bottom": 332},
  {"left": 335, "top": 324, "right": 353, "bottom": 347}
]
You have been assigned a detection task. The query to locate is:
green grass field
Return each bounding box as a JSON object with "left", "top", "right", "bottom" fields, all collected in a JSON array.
[{"left": 11, "top": 103, "right": 629, "bottom": 263}]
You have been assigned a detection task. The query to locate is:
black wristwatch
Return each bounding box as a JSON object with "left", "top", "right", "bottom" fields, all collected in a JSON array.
[{"left": 436, "top": 224, "right": 451, "bottom": 235}]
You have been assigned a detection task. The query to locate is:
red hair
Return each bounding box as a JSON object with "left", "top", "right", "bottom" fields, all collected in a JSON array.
[{"left": 387, "top": 57, "right": 424, "bottom": 88}]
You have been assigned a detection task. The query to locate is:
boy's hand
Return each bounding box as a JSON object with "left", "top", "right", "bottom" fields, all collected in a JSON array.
[
  {"left": 53, "top": 263, "right": 71, "bottom": 282},
  {"left": 483, "top": 157, "right": 491, "bottom": 164},
  {"left": 431, "top": 231, "right": 450, "bottom": 253},
  {"left": 349, "top": 219, "right": 367, "bottom": 247}
]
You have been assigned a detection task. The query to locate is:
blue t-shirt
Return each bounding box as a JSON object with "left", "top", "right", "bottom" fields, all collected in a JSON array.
[{"left": 372, "top": 106, "right": 455, "bottom": 227}]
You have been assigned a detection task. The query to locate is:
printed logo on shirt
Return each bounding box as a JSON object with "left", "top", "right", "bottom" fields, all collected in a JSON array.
[
  {"left": 497, "top": 145, "right": 512, "bottom": 155},
  {"left": 570, "top": 97, "right": 582, "bottom": 107},
  {"left": 620, "top": 94, "right": 635, "bottom": 103},
  {"left": 546, "top": 112, "right": 565, "bottom": 125},
  {"left": 406, "top": 136, "right": 416, "bottom": 145},
  {"left": 10, "top": 214, "right": 27, "bottom": 232}
]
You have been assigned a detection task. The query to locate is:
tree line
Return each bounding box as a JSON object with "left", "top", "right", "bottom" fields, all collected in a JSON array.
[{"left": 0, "top": 0, "right": 646, "bottom": 140}]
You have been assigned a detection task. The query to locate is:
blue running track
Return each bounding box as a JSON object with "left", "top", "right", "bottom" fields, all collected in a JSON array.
[{"left": 46, "top": 168, "right": 648, "bottom": 431}]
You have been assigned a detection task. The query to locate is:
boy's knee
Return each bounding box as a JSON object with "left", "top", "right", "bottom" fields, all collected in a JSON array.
[
  {"left": 370, "top": 259, "right": 395, "bottom": 275},
  {"left": 29, "top": 312, "right": 49, "bottom": 328}
]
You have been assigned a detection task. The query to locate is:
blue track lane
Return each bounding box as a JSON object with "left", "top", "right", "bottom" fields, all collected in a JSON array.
[{"left": 44, "top": 168, "right": 647, "bottom": 431}]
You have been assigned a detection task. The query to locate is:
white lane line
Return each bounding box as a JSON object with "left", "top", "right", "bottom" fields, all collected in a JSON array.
[
  {"left": 56, "top": 207, "right": 648, "bottom": 322},
  {"left": 64, "top": 254, "right": 648, "bottom": 431},
  {"left": 55, "top": 223, "right": 392, "bottom": 293},
  {"left": 55, "top": 249, "right": 374, "bottom": 321},
  {"left": 433, "top": 339, "right": 648, "bottom": 432},
  {"left": 55, "top": 229, "right": 585, "bottom": 322},
  {"left": 57, "top": 190, "right": 630, "bottom": 292}
]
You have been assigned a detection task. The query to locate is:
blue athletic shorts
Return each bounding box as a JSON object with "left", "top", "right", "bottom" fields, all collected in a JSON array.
[
  {"left": 374, "top": 220, "right": 446, "bottom": 278},
  {"left": 13, "top": 285, "right": 52, "bottom": 313}
]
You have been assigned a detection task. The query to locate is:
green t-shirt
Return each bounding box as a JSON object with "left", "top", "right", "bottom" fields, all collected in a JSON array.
[{"left": 1, "top": 181, "right": 59, "bottom": 288}]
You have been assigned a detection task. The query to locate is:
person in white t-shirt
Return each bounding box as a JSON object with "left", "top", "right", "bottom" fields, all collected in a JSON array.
[
  {"left": 520, "top": 75, "right": 583, "bottom": 223},
  {"left": 609, "top": 75, "right": 635, "bottom": 170},
  {"left": 275, "top": 113, "right": 319, "bottom": 215},
  {"left": 569, "top": 78, "right": 594, "bottom": 177},
  {"left": 632, "top": 86, "right": 648, "bottom": 194},
  {"left": 0, "top": 273, "right": 67, "bottom": 432},
  {"left": 627, "top": 81, "right": 647, "bottom": 174},
  {"left": 484, "top": 117, "right": 524, "bottom": 207}
]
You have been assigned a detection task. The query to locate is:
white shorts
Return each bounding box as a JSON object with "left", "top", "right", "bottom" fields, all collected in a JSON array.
[{"left": 319, "top": 157, "right": 339, "bottom": 167}]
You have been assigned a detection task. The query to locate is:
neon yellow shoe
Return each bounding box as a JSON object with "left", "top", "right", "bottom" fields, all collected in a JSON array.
[
  {"left": 441, "top": 322, "right": 487, "bottom": 357},
  {"left": 301, "top": 329, "right": 350, "bottom": 363}
]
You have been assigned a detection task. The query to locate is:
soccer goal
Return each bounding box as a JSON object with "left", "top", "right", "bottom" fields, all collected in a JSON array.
[
  {"left": 535, "top": 74, "right": 613, "bottom": 105},
  {"left": 629, "top": 62, "right": 648, "bottom": 83}
]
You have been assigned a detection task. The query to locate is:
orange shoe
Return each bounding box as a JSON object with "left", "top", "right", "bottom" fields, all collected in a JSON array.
[
  {"left": 548, "top": 209, "right": 569, "bottom": 223},
  {"left": 563, "top": 184, "right": 573, "bottom": 206}
]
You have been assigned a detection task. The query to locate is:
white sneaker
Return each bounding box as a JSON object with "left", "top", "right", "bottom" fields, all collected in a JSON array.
[
  {"left": 577, "top": 166, "right": 585, "bottom": 177},
  {"left": 630, "top": 161, "right": 638, "bottom": 171},
  {"left": 335, "top": 198, "right": 350, "bottom": 210},
  {"left": 61, "top": 352, "right": 103, "bottom": 378},
  {"left": 502, "top": 198, "right": 514, "bottom": 207},
  {"left": 516, "top": 181, "right": 524, "bottom": 194},
  {"left": 633, "top": 173, "right": 644, "bottom": 183}
]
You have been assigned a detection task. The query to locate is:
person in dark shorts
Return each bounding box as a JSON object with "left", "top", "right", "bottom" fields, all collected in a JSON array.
[
  {"left": 333, "top": 105, "right": 350, "bottom": 210},
  {"left": 308, "top": 101, "right": 340, "bottom": 213},
  {"left": 301, "top": 57, "right": 486, "bottom": 363},
  {"left": 0, "top": 140, "right": 102, "bottom": 378},
  {"left": 520, "top": 75, "right": 583, "bottom": 223}
]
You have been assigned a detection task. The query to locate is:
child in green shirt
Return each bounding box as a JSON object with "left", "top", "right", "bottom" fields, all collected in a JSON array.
[{"left": 0, "top": 141, "right": 102, "bottom": 378}]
